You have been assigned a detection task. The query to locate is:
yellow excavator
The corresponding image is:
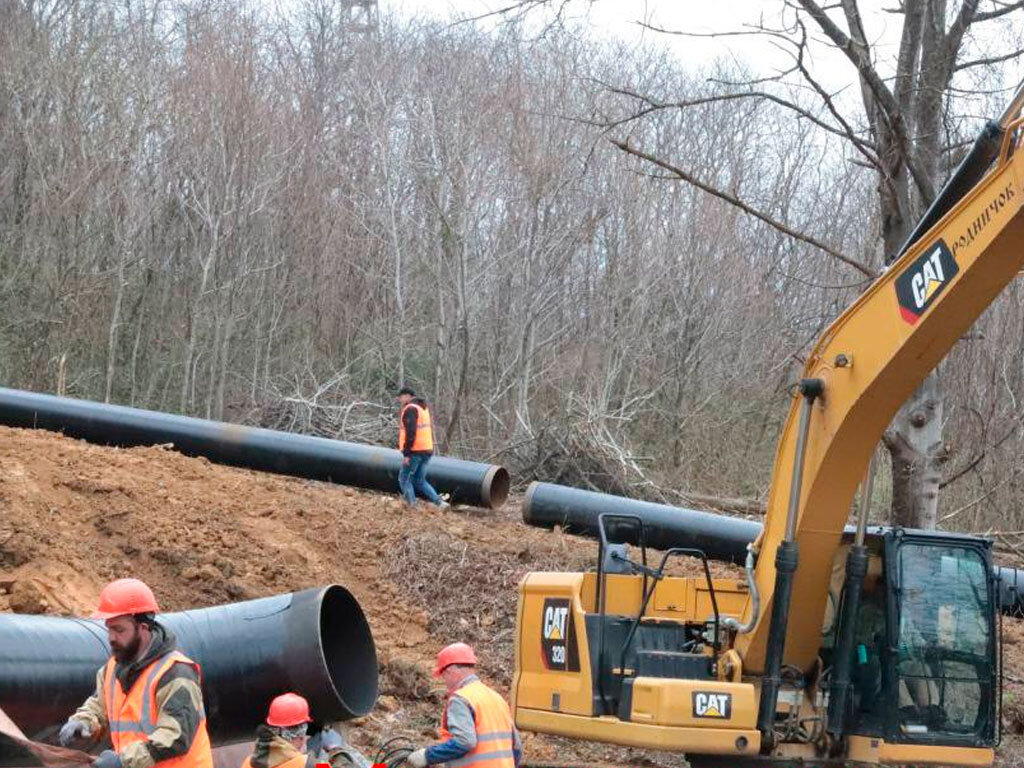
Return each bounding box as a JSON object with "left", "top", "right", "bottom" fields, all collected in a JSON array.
[{"left": 512, "top": 83, "right": 1024, "bottom": 766}]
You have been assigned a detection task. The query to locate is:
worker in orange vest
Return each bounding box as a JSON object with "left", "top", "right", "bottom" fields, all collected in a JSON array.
[
  {"left": 396, "top": 387, "right": 448, "bottom": 509},
  {"left": 406, "top": 643, "right": 521, "bottom": 768},
  {"left": 58, "top": 579, "right": 213, "bottom": 768}
]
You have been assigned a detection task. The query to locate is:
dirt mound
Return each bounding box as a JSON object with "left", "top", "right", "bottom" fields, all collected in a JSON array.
[{"left": 0, "top": 426, "right": 704, "bottom": 766}]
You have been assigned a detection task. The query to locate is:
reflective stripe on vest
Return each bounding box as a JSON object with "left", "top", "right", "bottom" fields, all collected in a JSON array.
[
  {"left": 102, "top": 650, "right": 214, "bottom": 768},
  {"left": 241, "top": 752, "right": 307, "bottom": 768},
  {"left": 398, "top": 403, "right": 434, "bottom": 452},
  {"left": 439, "top": 681, "right": 515, "bottom": 768}
]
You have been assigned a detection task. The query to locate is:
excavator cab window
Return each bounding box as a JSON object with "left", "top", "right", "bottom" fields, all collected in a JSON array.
[{"left": 883, "top": 533, "right": 997, "bottom": 747}]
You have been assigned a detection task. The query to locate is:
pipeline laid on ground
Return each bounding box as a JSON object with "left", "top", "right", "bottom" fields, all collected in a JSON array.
[
  {"left": 522, "top": 481, "right": 762, "bottom": 564},
  {"left": 0, "top": 388, "right": 509, "bottom": 508},
  {"left": 0, "top": 585, "right": 377, "bottom": 759},
  {"left": 522, "top": 481, "right": 1024, "bottom": 616}
]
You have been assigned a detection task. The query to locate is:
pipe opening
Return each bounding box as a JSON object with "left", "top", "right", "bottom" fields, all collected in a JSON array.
[
  {"left": 318, "top": 586, "right": 377, "bottom": 718},
  {"left": 482, "top": 467, "right": 511, "bottom": 509}
]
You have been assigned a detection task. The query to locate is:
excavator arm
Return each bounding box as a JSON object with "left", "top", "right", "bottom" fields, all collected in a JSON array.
[
  {"left": 513, "top": 83, "right": 1024, "bottom": 766},
  {"left": 737, "top": 84, "right": 1024, "bottom": 676}
]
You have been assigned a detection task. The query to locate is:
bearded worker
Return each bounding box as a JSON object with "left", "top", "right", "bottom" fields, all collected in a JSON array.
[{"left": 57, "top": 578, "right": 213, "bottom": 768}]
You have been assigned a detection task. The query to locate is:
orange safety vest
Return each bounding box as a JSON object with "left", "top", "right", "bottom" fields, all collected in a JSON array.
[
  {"left": 439, "top": 680, "right": 516, "bottom": 768},
  {"left": 102, "top": 650, "right": 213, "bottom": 768},
  {"left": 240, "top": 754, "right": 306, "bottom": 768},
  {"left": 398, "top": 403, "right": 434, "bottom": 453}
]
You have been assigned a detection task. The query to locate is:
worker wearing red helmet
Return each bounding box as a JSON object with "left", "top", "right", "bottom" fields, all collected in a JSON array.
[
  {"left": 241, "top": 694, "right": 314, "bottom": 768},
  {"left": 406, "top": 643, "right": 521, "bottom": 768},
  {"left": 241, "top": 693, "right": 350, "bottom": 768},
  {"left": 58, "top": 579, "right": 214, "bottom": 768}
]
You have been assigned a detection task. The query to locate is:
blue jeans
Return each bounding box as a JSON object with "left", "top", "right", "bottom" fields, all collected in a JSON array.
[{"left": 398, "top": 454, "right": 442, "bottom": 506}]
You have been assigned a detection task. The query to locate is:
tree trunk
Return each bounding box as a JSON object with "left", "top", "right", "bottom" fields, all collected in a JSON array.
[
  {"left": 104, "top": 250, "right": 128, "bottom": 404},
  {"left": 884, "top": 372, "right": 948, "bottom": 529}
]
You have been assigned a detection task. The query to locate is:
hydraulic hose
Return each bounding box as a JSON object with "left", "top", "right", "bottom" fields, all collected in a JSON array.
[{"left": 721, "top": 545, "right": 760, "bottom": 634}]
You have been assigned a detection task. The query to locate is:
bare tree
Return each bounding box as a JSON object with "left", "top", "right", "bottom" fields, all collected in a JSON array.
[{"left": 598, "top": 2, "right": 1023, "bottom": 527}]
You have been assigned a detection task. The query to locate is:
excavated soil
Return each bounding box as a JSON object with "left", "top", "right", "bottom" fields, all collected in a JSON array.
[{"left": 1, "top": 425, "right": 1022, "bottom": 767}]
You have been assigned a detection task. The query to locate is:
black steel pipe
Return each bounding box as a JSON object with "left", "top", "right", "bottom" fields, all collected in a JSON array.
[
  {"left": 996, "top": 566, "right": 1024, "bottom": 618},
  {"left": 0, "top": 388, "right": 509, "bottom": 508},
  {"left": 0, "top": 585, "right": 377, "bottom": 756},
  {"left": 523, "top": 482, "right": 1024, "bottom": 617},
  {"left": 522, "top": 481, "right": 762, "bottom": 564}
]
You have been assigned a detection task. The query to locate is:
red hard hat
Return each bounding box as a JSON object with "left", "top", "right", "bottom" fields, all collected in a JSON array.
[
  {"left": 92, "top": 578, "right": 160, "bottom": 619},
  {"left": 266, "top": 693, "right": 313, "bottom": 727},
  {"left": 434, "top": 642, "right": 477, "bottom": 677}
]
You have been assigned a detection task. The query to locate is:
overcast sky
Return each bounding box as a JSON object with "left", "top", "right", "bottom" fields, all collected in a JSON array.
[{"left": 381, "top": 0, "right": 1024, "bottom": 100}]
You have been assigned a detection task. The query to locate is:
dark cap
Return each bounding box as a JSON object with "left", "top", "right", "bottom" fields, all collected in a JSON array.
[{"left": 396, "top": 386, "right": 415, "bottom": 397}]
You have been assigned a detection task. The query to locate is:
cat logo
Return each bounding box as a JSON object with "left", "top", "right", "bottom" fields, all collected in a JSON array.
[
  {"left": 692, "top": 692, "right": 732, "bottom": 719},
  {"left": 543, "top": 603, "right": 568, "bottom": 640},
  {"left": 895, "top": 239, "right": 958, "bottom": 325},
  {"left": 540, "top": 598, "right": 579, "bottom": 672}
]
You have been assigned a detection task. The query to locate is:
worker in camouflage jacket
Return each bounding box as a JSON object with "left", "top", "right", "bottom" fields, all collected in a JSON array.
[{"left": 58, "top": 579, "right": 213, "bottom": 768}]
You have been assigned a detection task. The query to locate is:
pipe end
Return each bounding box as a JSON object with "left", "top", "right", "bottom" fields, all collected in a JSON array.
[
  {"left": 521, "top": 481, "right": 543, "bottom": 525},
  {"left": 481, "top": 465, "right": 510, "bottom": 509},
  {"left": 315, "top": 585, "right": 378, "bottom": 719}
]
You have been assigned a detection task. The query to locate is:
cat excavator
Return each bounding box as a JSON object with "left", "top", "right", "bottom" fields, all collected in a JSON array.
[{"left": 512, "top": 82, "right": 1024, "bottom": 766}]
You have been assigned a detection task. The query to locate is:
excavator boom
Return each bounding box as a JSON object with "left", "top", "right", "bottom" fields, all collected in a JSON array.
[
  {"left": 739, "top": 91, "right": 1024, "bottom": 674},
  {"left": 514, "top": 84, "right": 1024, "bottom": 766}
]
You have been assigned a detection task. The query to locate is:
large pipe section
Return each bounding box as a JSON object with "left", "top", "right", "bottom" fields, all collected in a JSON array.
[
  {"left": 0, "top": 585, "right": 377, "bottom": 757},
  {"left": 0, "top": 388, "right": 509, "bottom": 509},
  {"left": 522, "top": 481, "right": 762, "bottom": 565},
  {"left": 524, "top": 481, "right": 1024, "bottom": 616}
]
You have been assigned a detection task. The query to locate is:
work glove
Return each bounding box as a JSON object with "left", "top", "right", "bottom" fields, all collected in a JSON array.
[
  {"left": 58, "top": 720, "right": 91, "bottom": 747},
  {"left": 406, "top": 748, "right": 427, "bottom": 768},
  {"left": 320, "top": 728, "right": 344, "bottom": 753},
  {"left": 92, "top": 750, "right": 122, "bottom": 768}
]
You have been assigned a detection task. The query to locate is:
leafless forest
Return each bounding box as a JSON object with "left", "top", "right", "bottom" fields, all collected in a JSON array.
[{"left": 1, "top": 0, "right": 1023, "bottom": 534}]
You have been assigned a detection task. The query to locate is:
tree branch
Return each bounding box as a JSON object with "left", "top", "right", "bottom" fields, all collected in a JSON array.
[
  {"left": 973, "top": 0, "right": 1024, "bottom": 22},
  {"left": 955, "top": 47, "right": 1024, "bottom": 71},
  {"left": 944, "top": 0, "right": 980, "bottom": 79},
  {"left": 599, "top": 82, "right": 879, "bottom": 159},
  {"left": 787, "top": 21, "right": 891, "bottom": 178},
  {"left": 940, "top": 421, "right": 1020, "bottom": 489},
  {"left": 796, "top": 0, "right": 938, "bottom": 204},
  {"left": 611, "top": 138, "right": 878, "bottom": 278}
]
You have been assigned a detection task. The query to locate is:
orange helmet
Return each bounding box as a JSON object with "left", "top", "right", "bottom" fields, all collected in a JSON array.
[
  {"left": 92, "top": 578, "right": 160, "bottom": 619},
  {"left": 433, "top": 642, "right": 477, "bottom": 677},
  {"left": 266, "top": 693, "right": 313, "bottom": 727}
]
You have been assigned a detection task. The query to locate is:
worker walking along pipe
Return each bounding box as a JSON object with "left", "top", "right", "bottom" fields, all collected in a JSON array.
[
  {"left": 0, "top": 388, "right": 509, "bottom": 508},
  {"left": 0, "top": 585, "right": 376, "bottom": 755}
]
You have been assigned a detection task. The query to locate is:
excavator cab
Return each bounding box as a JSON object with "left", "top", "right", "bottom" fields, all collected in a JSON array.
[
  {"left": 826, "top": 529, "right": 998, "bottom": 749},
  {"left": 880, "top": 530, "right": 997, "bottom": 747}
]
